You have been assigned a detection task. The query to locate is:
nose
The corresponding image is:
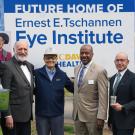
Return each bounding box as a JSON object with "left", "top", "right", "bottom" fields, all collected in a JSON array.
[
  {"left": 82, "top": 53, "right": 86, "bottom": 57},
  {"left": 20, "top": 49, "right": 26, "bottom": 54}
]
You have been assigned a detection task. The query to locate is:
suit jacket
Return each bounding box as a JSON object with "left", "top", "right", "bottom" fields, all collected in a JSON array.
[
  {"left": 1, "top": 56, "right": 34, "bottom": 122},
  {"left": 73, "top": 62, "right": 108, "bottom": 122},
  {"left": 108, "top": 69, "right": 135, "bottom": 129}
]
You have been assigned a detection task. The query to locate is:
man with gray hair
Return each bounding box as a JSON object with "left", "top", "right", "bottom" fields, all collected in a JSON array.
[
  {"left": 2, "top": 40, "right": 34, "bottom": 135},
  {"left": 108, "top": 52, "right": 135, "bottom": 135}
]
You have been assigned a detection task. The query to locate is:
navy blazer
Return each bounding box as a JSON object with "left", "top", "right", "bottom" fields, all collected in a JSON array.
[
  {"left": 34, "top": 65, "right": 74, "bottom": 117},
  {"left": 108, "top": 69, "right": 135, "bottom": 129}
]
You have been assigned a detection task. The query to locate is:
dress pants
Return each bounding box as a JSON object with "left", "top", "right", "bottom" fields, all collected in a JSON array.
[
  {"left": 0, "top": 113, "right": 15, "bottom": 135},
  {"left": 112, "top": 124, "right": 134, "bottom": 135},
  {"left": 36, "top": 115, "right": 64, "bottom": 135},
  {"left": 1, "top": 120, "right": 31, "bottom": 135},
  {"left": 75, "top": 120, "right": 103, "bottom": 135}
]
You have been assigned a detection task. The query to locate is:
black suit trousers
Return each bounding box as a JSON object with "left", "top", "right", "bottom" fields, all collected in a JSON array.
[
  {"left": 0, "top": 117, "right": 31, "bottom": 135},
  {"left": 112, "top": 124, "right": 134, "bottom": 135}
]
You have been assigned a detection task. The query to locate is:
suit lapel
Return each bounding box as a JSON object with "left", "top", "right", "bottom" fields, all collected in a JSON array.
[
  {"left": 77, "top": 62, "right": 95, "bottom": 90},
  {"left": 83, "top": 62, "right": 95, "bottom": 83},
  {"left": 25, "top": 62, "right": 34, "bottom": 87},
  {"left": 75, "top": 65, "right": 81, "bottom": 90},
  {"left": 116, "top": 70, "right": 129, "bottom": 95},
  {"left": 110, "top": 75, "right": 115, "bottom": 95},
  {"left": 39, "top": 66, "right": 50, "bottom": 81},
  {"left": 12, "top": 57, "right": 31, "bottom": 85}
]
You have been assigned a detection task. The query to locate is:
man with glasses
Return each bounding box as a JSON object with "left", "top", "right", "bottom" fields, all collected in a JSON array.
[
  {"left": 108, "top": 52, "right": 135, "bottom": 135},
  {"left": 34, "top": 47, "right": 74, "bottom": 135}
]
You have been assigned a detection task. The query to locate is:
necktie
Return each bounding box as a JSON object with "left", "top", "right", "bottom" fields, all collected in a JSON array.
[
  {"left": 113, "top": 72, "right": 121, "bottom": 95},
  {"left": 78, "top": 66, "right": 86, "bottom": 87}
]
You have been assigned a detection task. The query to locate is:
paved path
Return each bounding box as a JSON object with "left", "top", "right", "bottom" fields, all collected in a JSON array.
[{"left": 64, "top": 96, "right": 73, "bottom": 120}]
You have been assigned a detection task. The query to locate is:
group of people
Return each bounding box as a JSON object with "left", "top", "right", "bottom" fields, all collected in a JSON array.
[{"left": 0, "top": 33, "right": 135, "bottom": 135}]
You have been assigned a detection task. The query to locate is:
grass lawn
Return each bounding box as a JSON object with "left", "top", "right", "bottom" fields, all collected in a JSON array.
[
  {"left": 64, "top": 124, "right": 74, "bottom": 135},
  {"left": 0, "top": 128, "right": 2, "bottom": 135}
]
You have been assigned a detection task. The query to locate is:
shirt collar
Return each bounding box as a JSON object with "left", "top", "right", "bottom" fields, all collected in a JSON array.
[
  {"left": 117, "top": 68, "right": 127, "bottom": 77},
  {"left": 45, "top": 66, "right": 56, "bottom": 74},
  {"left": 81, "top": 60, "right": 93, "bottom": 69}
]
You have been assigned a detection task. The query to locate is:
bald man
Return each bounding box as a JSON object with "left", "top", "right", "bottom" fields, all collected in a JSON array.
[
  {"left": 108, "top": 52, "right": 135, "bottom": 135},
  {"left": 73, "top": 45, "right": 108, "bottom": 135},
  {"left": 2, "top": 41, "right": 34, "bottom": 135}
]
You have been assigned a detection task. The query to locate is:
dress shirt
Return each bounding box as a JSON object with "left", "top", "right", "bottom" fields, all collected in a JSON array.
[
  {"left": 113, "top": 68, "right": 127, "bottom": 87},
  {"left": 20, "top": 65, "right": 31, "bottom": 85},
  {"left": 77, "top": 61, "right": 93, "bottom": 83},
  {"left": 45, "top": 66, "right": 56, "bottom": 81}
]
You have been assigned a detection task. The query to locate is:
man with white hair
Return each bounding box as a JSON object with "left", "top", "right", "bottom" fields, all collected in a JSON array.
[
  {"left": 34, "top": 47, "right": 74, "bottom": 135},
  {"left": 2, "top": 40, "right": 34, "bottom": 135},
  {"left": 108, "top": 52, "right": 135, "bottom": 135}
]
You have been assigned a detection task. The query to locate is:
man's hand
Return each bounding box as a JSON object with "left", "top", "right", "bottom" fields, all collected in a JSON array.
[
  {"left": 111, "top": 103, "right": 123, "bottom": 111},
  {"left": 108, "top": 123, "right": 112, "bottom": 130},
  {"left": 97, "top": 119, "right": 104, "bottom": 129},
  {"left": 5, "top": 116, "right": 14, "bottom": 129}
]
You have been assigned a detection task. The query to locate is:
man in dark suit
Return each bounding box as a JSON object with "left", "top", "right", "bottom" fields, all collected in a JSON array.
[
  {"left": 108, "top": 52, "right": 135, "bottom": 135},
  {"left": 1, "top": 40, "right": 34, "bottom": 135}
]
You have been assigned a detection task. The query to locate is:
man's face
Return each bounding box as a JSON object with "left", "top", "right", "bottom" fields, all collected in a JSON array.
[
  {"left": 0, "top": 37, "right": 4, "bottom": 49},
  {"left": 14, "top": 42, "right": 28, "bottom": 61},
  {"left": 44, "top": 55, "right": 57, "bottom": 69},
  {"left": 80, "top": 46, "right": 93, "bottom": 65},
  {"left": 114, "top": 54, "right": 129, "bottom": 72}
]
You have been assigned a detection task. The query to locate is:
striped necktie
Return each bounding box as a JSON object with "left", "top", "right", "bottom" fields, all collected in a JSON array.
[
  {"left": 113, "top": 72, "right": 121, "bottom": 95},
  {"left": 78, "top": 66, "right": 86, "bottom": 87}
]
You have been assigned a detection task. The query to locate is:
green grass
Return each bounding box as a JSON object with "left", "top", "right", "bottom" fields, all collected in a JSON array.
[
  {"left": 64, "top": 124, "right": 74, "bottom": 135},
  {"left": 65, "top": 88, "right": 73, "bottom": 96},
  {"left": 0, "top": 127, "right": 2, "bottom": 135}
]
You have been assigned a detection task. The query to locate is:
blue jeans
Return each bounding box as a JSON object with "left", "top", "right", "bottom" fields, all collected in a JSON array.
[{"left": 36, "top": 115, "right": 64, "bottom": 135}]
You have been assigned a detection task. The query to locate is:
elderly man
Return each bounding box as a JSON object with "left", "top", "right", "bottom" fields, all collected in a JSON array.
[
  {"left": 73, "top": 45, "right": 108, "bottom": 135},
  {"left": 34, "top": 47, "right": 74, "bottom": 135},
  {"left": 108, "top": 52, "right": 135, "bottom": 135},
  {"left": 2, "top": 40, "right": 34, "bottom": 135}
]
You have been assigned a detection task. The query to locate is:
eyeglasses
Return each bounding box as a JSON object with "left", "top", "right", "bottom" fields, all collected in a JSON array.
[{"left": 115, "top": 59, "right": 128, "bottom": 62}]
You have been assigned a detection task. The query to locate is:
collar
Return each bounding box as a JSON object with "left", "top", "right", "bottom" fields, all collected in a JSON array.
[
  {"left": 81, "top": 60, "right": 93, "bottom": 69},
  {"left": 117, "top": 68, "right": 127, "bottom": 77},
  {"left": 45, "top": 66, "right": 56, "bottom": 73}
]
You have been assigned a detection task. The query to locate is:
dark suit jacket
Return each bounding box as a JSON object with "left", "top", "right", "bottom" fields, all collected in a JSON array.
[
  {"left": 1, "top": 56, "right": 34, "bottom": 122},
  {"left": 108, "top": 69, "right": 135, "bottom": 129}
]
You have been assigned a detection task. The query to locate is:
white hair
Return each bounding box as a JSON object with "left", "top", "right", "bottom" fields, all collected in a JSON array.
[{"left": 13, "top": 40, "right": 28, "bottom": 51}]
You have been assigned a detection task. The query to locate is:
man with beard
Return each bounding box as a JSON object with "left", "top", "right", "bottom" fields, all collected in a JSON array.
[{"left": 1, "top": 40, "right": 34, "bottom": 135}]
